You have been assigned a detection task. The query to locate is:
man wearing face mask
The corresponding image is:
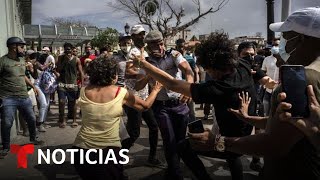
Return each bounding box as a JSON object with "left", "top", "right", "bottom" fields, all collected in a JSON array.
[
  {"left": 237, "top": 42, "right": 278, "bottom": 105},
  {"left": 0, "top": 37, "right": 44, "bottom": 158},
  {"left": 261, "top": 39, "right": 280, "bottom": 116},
  {"left": 80, "top": 45, "right": 96, "bottom": 67},
  {"left": 114, "top": 34, "right": 132, "bottom": 87},
  {"left": 122, "top": 25, "right": 164, "bottom": 168},
  {"left": 237, "top": 41, "right": 277, "bottom": 172}
]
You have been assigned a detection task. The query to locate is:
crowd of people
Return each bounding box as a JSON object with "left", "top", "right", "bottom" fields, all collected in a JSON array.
[{"left": 0, "top": 6, "right": 319, "bottom": 180}]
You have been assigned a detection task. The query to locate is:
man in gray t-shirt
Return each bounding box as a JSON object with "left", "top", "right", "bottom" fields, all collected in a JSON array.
[{"left": 144, "top": 31, "right": 211, "bottom": 180}]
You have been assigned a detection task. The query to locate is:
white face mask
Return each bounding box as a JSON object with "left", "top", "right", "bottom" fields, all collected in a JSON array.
[
  {"left": 279, "top": 35, "right": 298, "bottom": 62},
  {"left": 120, "top": 46, "right": 131, "bottom": 53},
  {"left": 270, "top": 46, "right": 279, "bottom": 55}
]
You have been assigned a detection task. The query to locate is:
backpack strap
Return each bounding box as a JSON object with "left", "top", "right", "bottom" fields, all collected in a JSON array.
[{"left": 115, "top": 87, "right": 121, "bottom": 98}]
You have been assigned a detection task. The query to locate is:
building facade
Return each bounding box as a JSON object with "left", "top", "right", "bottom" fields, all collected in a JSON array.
[
  {"left": 232, "top": 36, "right": 266, "bottom": 48},
  {"left": 165, "top": 29, "right": 192, "bottom": 48},
  {"left": 0, "top": 0, "right": 31, "bottom": 56},
  {"left": 0, "top": 0, "right": 32, "bottom": 139}
]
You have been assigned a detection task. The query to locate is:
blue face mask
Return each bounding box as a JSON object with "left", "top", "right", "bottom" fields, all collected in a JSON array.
[
  {"left": 270, "top": 46, "right": 279, "bottom": 55},
  {"left": 279, "top": 35, "right": 298, "bottom": 62}
]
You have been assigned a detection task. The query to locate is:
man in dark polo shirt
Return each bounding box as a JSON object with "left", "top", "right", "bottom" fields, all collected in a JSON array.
[{"left": 0, "top": 37, "right": 44, "bottom": 158}]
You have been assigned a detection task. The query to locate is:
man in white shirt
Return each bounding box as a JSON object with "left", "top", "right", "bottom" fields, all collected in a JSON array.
[
  {"left": 261, "top": 39, "right": 280, "bottom": 116},
  {"left": 121, "top": 25, "right": 164, "bottom": 168},
  {"left": 42, "top": 47, "right": 55, "bottom": 68}
]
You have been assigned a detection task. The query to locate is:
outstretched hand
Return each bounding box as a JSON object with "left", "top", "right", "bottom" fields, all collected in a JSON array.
[
  {"left": 228, "top": 91, "right": 251, "bottom": 121},
  {"left": 265, "top": 78, "right": 278, "bottom": 89}
]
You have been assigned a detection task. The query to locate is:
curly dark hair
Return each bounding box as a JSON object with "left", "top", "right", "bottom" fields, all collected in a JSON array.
[
  {"left": 86, "top": 56, "right": 118, "bottom": 86},
  {"left": 195, "top": 31, "right": 237, "bottom": 71}
]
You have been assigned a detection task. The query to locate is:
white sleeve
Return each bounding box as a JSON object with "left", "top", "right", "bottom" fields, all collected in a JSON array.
[
  {"left": 45, "top": 55, "right": 56, "bottom": 68},
  {"left": 261, "top": 57, "right": 267, "bottom": 71},
  {"left": 127, "top": 48, "right": 140, "bottom": 60},
  {"left": 171, "top": 50, "right": 186, "bottom": 67}
]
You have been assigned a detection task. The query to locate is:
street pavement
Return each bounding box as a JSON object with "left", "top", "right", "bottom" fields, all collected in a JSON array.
[{"left": 0, "top": 103, "right": 260, "bottom": 180}]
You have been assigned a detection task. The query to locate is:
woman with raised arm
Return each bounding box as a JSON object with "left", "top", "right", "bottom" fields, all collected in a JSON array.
[{"left": 72, "top": 56, "right": 162, "bottom": 180}]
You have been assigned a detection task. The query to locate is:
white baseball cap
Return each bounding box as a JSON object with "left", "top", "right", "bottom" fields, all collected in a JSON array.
[
  {"left": 42, "top": 47, "right": 50, "bottom": 51},
  {"left": 130, "top": 25, "right": 146, "bottom": 35},
  {"left": 26, "top": 50, "right": 35, "bottom": 55},
  {"left": 269, "top": 7, "right": 320, "bottom": 38}
]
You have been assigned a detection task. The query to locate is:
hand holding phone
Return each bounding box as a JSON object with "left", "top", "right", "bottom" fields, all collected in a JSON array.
[
  {"left": 188, "top": 120, "right": 205, "bottom": 133},
  {"left": 280, "top": 65, "right": 309, "bottom": 118}
]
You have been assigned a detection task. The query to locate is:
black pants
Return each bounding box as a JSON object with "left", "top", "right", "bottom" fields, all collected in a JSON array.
[
  {"left": 197, "top": 150, "right": 244, "bottom": 180},
  {"left": 122, "top": 106, "right": 159, "bottom": 158},
  {"left": 152, "top": 102, "right": 211, "bottom": 180},
  {"left": 73, "top": 146, "right": 124, "bottom": 180}
]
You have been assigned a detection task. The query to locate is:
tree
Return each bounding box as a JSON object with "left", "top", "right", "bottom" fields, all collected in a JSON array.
[
  {"left": 91, "top": 28, "right": 119, "bottom": 49},
  {"left": 109, "top": 0, "right": 229, "bottom": 39},
  {"left": 45, "top": 17, "right": 94, "bottom": 27}
]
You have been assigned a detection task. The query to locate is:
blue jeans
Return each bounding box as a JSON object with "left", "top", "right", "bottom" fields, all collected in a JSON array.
[
  {"left": 152, "top": 102, "right": 211, "bottom": 180},
  {"left": 1, "top": 97, "right": 37, "bottom": 149},
  {"left": 35, "top": 85, "right": 50, "bottom": 123},
  {"left": 57, "top": 89, "right": 77, "bottom": 121}
]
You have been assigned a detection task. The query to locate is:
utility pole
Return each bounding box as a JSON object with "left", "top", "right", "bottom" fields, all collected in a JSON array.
[
  {"left": 266, "top": 0, "right": 275, "bottom": 45},
  {"left": 281, "top": 0, "right": 291, "bottom": 21}
]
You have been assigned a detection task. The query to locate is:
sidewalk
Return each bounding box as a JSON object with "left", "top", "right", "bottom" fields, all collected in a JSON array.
[{"left": 0, "top": 103, "right": 259, "bottom": 180}]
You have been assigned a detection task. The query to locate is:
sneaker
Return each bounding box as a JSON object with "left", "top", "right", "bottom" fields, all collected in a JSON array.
[
  {"left": 30, "top": 138, "right": 45, "bottom": 146},
  {"left": 43, "top": 124, "right": 51, "bottom": 129},
  {"left": 37, "top": 125, "right": 46, "bottom": 132},
  {"left": 0, "top": 149, "right": 10, "bottom": 159},
  {"left": 146, "top": 158, "right": 166, "bottom": 169},
  {"left": 250, "top": 161, "right": 263, "bottom": 172}
]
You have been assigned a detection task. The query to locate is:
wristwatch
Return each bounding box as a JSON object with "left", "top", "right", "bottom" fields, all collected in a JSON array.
[{"left": 215, "top": 135, "right": 225, "bottom": 152}]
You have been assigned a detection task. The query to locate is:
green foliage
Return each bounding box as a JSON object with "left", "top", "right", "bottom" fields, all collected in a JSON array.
[{"left": 91, "top": 28, "right": 119, "bottom": 49}]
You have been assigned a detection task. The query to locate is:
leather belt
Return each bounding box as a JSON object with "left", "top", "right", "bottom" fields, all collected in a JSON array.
[
  {"left": 58, "top": 83, "right": 78, "bottom": 88},
  {"left": 155, "top": 99, "right": 181, "bottom": 107}
]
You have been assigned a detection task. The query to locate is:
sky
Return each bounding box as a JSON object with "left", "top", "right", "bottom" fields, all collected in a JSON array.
[{"left": 32, "top": 0, "right": 320, "bottom": 38}]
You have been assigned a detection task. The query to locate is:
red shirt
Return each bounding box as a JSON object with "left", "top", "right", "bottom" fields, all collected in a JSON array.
[{"left": 80, "top": 54, "right": 96, "bottom": 66}]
